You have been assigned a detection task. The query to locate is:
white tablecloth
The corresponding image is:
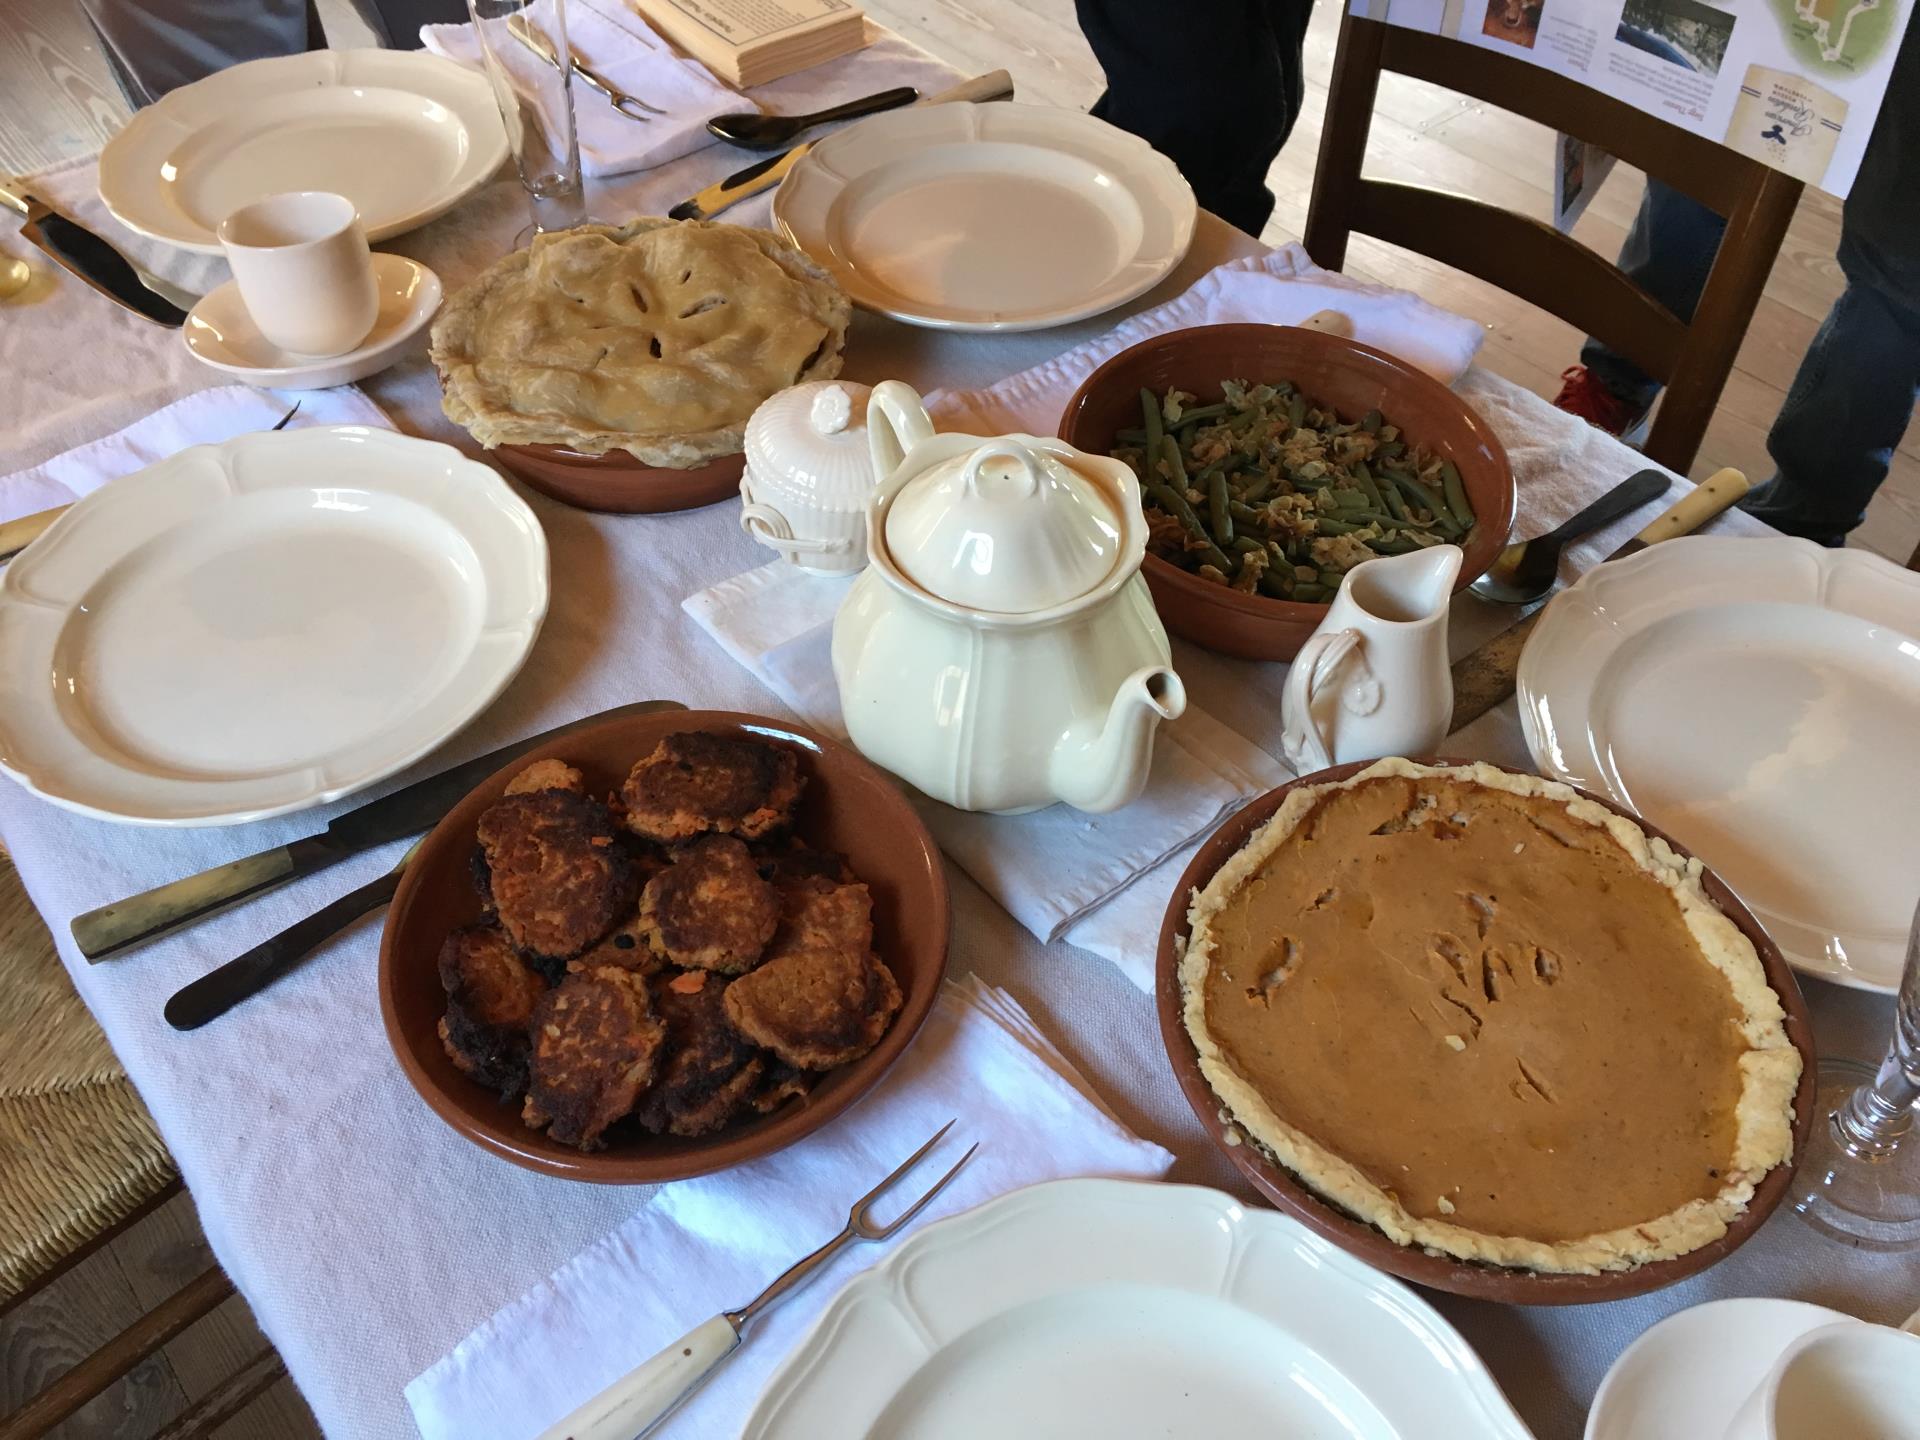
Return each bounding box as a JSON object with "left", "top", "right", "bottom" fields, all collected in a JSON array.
[{"left": 0, "top": 38, "right": 1908, "bottom": 1440}]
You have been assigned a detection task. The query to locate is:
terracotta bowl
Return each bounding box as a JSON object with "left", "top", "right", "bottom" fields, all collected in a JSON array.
[
  {"left": 492, "top": 444, "right": 746, "bottom": 515},
  {"left": 379, "top": 709, "right": 950, "bottom": 1183},
  {"left": 1059, "top": 324, "right": 1516, "bottom": 661},
  {"left": 1155, "top": 757, "right": 1818, "bottom": 1304}
]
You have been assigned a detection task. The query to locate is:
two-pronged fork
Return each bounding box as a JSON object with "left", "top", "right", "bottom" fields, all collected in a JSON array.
[{"left": 534, "top": 1122, "right": 978, "bottom": 1440}]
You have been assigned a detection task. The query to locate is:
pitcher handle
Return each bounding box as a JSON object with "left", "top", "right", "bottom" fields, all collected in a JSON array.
[
  {"left": 1281, "top": 627, "right": 1365, "bottom": 774},
  {"left": 867, "top": 380, "right": 938, "bottom": 483}
]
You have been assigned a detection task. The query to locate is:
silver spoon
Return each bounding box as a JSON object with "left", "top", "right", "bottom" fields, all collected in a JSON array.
[
  {"left": 706, "top": 85, "right": 920, "bottom": 149},
  {"left": 1470, "top": 468, "right": 1671, "bottom": 605}
]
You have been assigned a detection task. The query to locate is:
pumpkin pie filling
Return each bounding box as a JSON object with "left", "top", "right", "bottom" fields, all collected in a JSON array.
[{"left": 1182, "top": 759, "right": 1801, "bottom": 1274}]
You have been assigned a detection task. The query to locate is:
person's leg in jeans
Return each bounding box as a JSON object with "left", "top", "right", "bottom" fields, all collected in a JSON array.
[{"left": 1075, "top": 0, "right": 1315, "bottom": 236}]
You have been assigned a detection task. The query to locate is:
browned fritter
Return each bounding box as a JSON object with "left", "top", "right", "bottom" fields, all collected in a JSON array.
[
  {"left": 504, "top": 758, "right": 585, "bottom": 796},
  {"left": 437, "top": 924, "right": 548, "bottom": 1097},
  {"left": 749, "top": 1056, "right": 815, "bottom": 1115},
  {"left": 477, "top": 789, "right": 637, "bottom": 962},
  {"left": 621, "top": 732, "right": 804, "bottom": 843},
  {"left": 633, "top": 970, "right": 764, "bottom": 1136},
  {"left": 569, "top": 911, "right": 661, "bottom": 976},
  {"left": 721, "top": 878, "right": 901, "bottom": 1069},
  {"left": 752, "top": 839, "right": 856, "bottom": 888},
  {"left": 522, "top": 966, "right": 666, "bottom": 1149},
  {"left": 637, "top": 835, "right": 780, "bottom": 973}
]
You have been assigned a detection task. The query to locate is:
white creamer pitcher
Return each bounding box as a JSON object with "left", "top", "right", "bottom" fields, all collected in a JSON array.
[{"left": 1279, "top": 545, "right": 1462, "bottom": 774}]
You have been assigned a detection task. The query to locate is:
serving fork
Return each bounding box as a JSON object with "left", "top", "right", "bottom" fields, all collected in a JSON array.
[
  {"left": 534, "top": 1122, "right": 978, "bottom": 1440},
  {"left": 509, "top": 14, "right": 667, "bottom": 121}
]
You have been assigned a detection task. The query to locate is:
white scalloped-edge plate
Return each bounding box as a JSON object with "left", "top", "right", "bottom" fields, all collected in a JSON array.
[
  {"left": 1518, "top": 536, "right": 1920, "bottom": 993},
  {"left": 0, "top": 426, "right": 546, "bottom": 826},
  {"left": 744, "top": 1179, "right": 1532, "bottom": 1439},
  {"left": 98, "top": 49, "right": 507, "bottom": 254},
  {"left": 773, "top": 102, "right": 1195, "bottom": 332}
]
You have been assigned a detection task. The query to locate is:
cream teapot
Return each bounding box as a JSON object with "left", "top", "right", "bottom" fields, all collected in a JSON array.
[{"left": 830, "top": 381, "right": 1186, "bottom": 814}]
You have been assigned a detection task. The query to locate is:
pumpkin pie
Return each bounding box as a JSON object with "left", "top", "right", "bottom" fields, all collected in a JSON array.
[
  {"left": 1180, "top": 758, "right": 1801, "bottom": 1274},
  {"left": 431, "top": 217, "right": 850, "bottom": 464}
]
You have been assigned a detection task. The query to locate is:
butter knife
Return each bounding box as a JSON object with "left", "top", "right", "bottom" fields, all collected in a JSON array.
[
  {"left": 668, "top": 70, "right": 1015, "bottom": 222},
  {"left": 72, "top": 699, "right": 687, "bottom": 961},
  {"left": 2, "top": 182, "right": 188, "bottom": 326},
  {"left": 1449, "top": 467, "right": 1752, "bottom": 731}
]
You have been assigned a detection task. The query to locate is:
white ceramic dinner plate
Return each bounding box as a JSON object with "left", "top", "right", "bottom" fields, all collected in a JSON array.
[
  {"left": 0, "top": 427, "right": 546, "bottom": 826},
  {"left": 1518, "top": 536, "right": 1920, "bottom": 993},
  {"left": 743, "top": 1179, "right": 1530, "bottom": 1439},
  {"left": 1585, "top": 1298, "right": 1858, "bottom": 1440},
  {"left": 184, "top": 254, "right": 442, "bottom": 391},
  {"left": 98, "top": 49, "right": 507, "bottom": 254},
  {"left": 773, "top": 103, "right": 1196, "bottom": 332}
]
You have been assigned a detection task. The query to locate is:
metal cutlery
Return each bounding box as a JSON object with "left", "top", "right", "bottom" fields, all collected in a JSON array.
[
  {"left": 71, "top": 697, "right": 687, "bottom": 961},
  {"left": 668, "top": 70, "right": 1014, "bottom": 222},
  {"left": 1469, "top": 467, "right": 1671, "bottom": 605},
  {"left": 1449, "top": 466, "right": 1753, "bottom": 730},
  {"left": 2, "top": 181, "right": 190, "bottom": 326},
  {"left": 534, "top": 1122, "right": 977, "bottom": 1440},
  {"left": 705, "top": 85, "right": 920, "bottom": 149},
  {"left": 0, "top": 402, "right": 300, "bottom": 565},
  {"left": 164, "top": 841, "right": 419, "bottom": 1030},
  {"left": 508, "top": 14, "right": 667, "bottom": 120}
]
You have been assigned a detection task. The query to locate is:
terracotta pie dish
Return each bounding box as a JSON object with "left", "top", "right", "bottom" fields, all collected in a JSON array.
[
  {"left": 1155, "top": 757, "right": 1817, "bottom": 1303},
  {"left": 379, "top": 709, "right": 950, "bottom": 1183},
  {"left": 490, "top": 444, "right": 746, "bottom": 515},
  {"left": 1058, "top": 324, "right": 1516, "bottom": 661}
]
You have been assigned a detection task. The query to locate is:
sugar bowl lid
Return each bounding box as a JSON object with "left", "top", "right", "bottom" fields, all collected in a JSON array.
[
  {"left": 883, "top": 439, "right": 1124, "bottom": 613},
  {"left": 743, "top": 381, "right": 876, "bottom": 512}
]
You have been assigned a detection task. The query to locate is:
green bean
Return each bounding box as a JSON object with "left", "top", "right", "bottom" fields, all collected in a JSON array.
[
  {"left": 1330, "top": 487, "right": 1371, "bottom": 512},
  {"left": 1145, "top": 480, "right": 1232, "bottom": 572},
  {"left": 1158, "top": 435, "right": 1191, "bottom": 487},
  {"left": 1361, "top": 409, "right": 1382, "bottom": 434},
  {"left": 1376, "top": 440, "right": 1405, "bottom": 462},
  {"left": 1367, "top": 534, "right": 1421, "bottom": 555},
  {"left": 1140, "top": 389, "right": 1164, "bottom": 465},
  {"left": 1207, "top": 469, "right": 1234, "bottom": 543},
  {"left": 1378, "top": 471, "right": 1409, "bottom": 521},
  {"left": 1440, "top": 460, "right": 1474, "bottom": 530},
  {"left": 1115, "top": 427, "right": 1149, "bottom": 445},
  {"left": 1228, "top": 499, "right": 1264, "bottom": 525},
  {"left": 1388, "top": 470, "right": 1451, "bottom": 528},
  {"left": 1240, "top": 476, "right": 1273, "bottom": 503},
  {"left": 1350, "top": 461, "right": 1385, "bottom": 513},
  {"left": 1292, "top": 582, "right": 1331, "bottom": 603},
  {"left": 1287, "top": 393, "right": 1306, "bottom": 429},
  {"left": 1178, "top": 403, "right": 1229, "bottom": 426},
  {"left": 1231, "top": 535, "right": 1265, "bottom": 555},
  {"left": 1256, "top": 571, "right": 1293, "bottom": 600},
  {"left": 1314, "top": 516, "right": 1375, "bottom": 535}
]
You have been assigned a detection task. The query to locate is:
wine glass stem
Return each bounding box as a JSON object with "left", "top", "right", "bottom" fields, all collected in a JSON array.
[{"left": 1833, "top": 938, "right": 1920, "bottom": 1158}]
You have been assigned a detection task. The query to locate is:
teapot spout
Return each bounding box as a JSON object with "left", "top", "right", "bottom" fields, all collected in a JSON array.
[{"left": 1050, "top": 665, "right": 1187, "bottom": 814}]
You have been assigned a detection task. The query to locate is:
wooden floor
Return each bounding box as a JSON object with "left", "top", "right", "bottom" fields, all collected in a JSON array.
[{"left": 1, "top": 1, "right": 1917, "bottom": 1435}]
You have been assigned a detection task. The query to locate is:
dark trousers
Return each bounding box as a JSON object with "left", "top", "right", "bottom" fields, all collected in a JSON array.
[{"left": 1076, "top": 0, "right": 1316, "bottom": 237}]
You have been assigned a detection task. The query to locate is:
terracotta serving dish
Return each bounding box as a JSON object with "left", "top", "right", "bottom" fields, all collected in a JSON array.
[
  {"left": 1059, "top": 324, "right": 1516, "bottom": 661},
  {"left": 379, "top": 709, "right": 950, "bottom": 1183},
  {"left": 493, "top": 444, "right": 746, "bottom": 515},
  {"left": 1155, "top": 757, "right": 1818, "bottom": 1304}
]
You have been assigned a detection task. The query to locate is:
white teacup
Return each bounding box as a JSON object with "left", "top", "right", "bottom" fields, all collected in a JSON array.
[
  {"left": 1725, "top": 1321, "right": 1920, "bottom": 1439},
  {"left": 217, "top": 191, "right": 378, "bottom": 358}
]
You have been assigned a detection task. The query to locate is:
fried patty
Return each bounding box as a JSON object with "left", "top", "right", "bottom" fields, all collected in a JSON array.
[
  {"left": 437, "top": 924, "right": 548, "bottom": 1097},
  {"left": 621, "top": 732, "right": 804, "bottom": 843},
  {"left": 569, "top": 911, "right": 661, "bottom": 976},
  {"left": 721, "top": 879, "right": 901, "bottom": 1069},
  {"left": 749, "top": 1056, "right": 815, "bottom": 1115},
  {"left": 634, "top": 970, "right": 764, "bottom": 1136},
  {"left": 638, "top": 836, "right": 780, "bottom": 973},
  {"left": 504, "top": 758, "right": 585, "bottom": 796},
  {"left": 753, "top": 840, "right": 856, "bottom": 888},
  {"left": 523, "top": 965, "right": 666, "bottom": 1149},
  {"left": 477, "top": 789, "right": 637, "bottom": 962}
]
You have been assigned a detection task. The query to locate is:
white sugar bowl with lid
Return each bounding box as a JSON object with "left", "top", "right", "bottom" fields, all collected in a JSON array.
[
  {"left": 739, "top": 380, "right": 876, "bottom": 576},
  {"left": 831, "top": 380, "right": 1187, "bottom": 815}
]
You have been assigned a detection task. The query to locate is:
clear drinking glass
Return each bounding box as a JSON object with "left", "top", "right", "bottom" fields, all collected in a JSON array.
[
  {"left": 1792, "top": 894, "right": 1920, "bottom": 1249},
  {"left": 466, "top": 0, "right": 588, "bottom": 240}
]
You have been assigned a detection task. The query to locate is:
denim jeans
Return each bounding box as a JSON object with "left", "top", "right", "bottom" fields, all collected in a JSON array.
[{"left": 1581, "top": 30, "right": 1920, "bottom": 545}]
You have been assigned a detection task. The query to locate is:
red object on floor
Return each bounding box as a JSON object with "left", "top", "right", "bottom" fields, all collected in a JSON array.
[{"left": 1552, "top": 365, "right": 1642, "bottom": 437}]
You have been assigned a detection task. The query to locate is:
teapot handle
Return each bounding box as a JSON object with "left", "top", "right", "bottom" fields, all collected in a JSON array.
[
  {"left": 960, "top": 440, "right": 1043, "bottom": 500},
  {"left": 1280, "top": 627, "right": 1365, "bottom": 774},
  {"left": 867, "top": 381, "right": 938, "bottom": 484}
]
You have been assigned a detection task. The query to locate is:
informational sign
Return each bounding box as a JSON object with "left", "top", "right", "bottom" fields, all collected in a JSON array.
[{"left": 1350, "top": 0, "right": 1912, "bottom": 196}]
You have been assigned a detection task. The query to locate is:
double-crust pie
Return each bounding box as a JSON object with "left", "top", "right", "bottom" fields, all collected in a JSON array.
[
  {"left": 431, "top": 218, "right": 850, "bottom": 464},
  {"left": 1180, "top": 758, "right": 1801, "bottom": 1274}
]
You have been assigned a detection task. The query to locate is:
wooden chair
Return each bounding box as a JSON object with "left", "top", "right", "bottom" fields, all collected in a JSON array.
[{"left": 1304, "top": 12, "right": 1803, "bottom": 476}]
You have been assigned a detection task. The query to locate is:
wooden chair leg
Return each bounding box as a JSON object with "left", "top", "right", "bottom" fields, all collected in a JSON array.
[
  {"left": 152, "top": 1344, "right": 288, "bottom": 1440},
  {"left": 0, "top": 1267, "right": 234, "bottom": 1440},
  {"left": 1908, "top": 534, "right": 1920, "bottom": 572}
]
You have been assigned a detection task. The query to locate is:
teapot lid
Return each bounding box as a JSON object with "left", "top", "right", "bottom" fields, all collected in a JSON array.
[
  {"left": 883, "top": 439, "right": 1123, "bottom": 613},
  {"left": 743, "top": 381, "right": 876, "bottom": 512}
]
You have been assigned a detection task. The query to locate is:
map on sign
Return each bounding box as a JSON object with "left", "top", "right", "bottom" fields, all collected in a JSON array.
[{"left": 1777, "top": 0, "right": 1901, "bottom": 69}]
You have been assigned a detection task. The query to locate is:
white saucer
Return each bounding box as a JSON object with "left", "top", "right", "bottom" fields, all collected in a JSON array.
[
  {"left": 1585, "top": 1298, "right": 1858, "bottom": 1440},
  {"left": 183, "top": 253, "right": 441, "bottom": 390}
]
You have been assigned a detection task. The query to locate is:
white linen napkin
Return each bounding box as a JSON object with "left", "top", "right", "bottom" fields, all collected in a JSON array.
[
  {"left": 929, "top": 244, "right": 1485, "bottom": 449},
  {"left": 682, "top": 561, "right": 1290, "bottom": 947},
  {"left": 421, "top": 0, "right": 742, "bottom": 179},
  {"left": 404, "top": 977, "right": 1173, "bottom": 1440},
  {"left": 0, "top": 384, "right": 393, "bottom": 518}
]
